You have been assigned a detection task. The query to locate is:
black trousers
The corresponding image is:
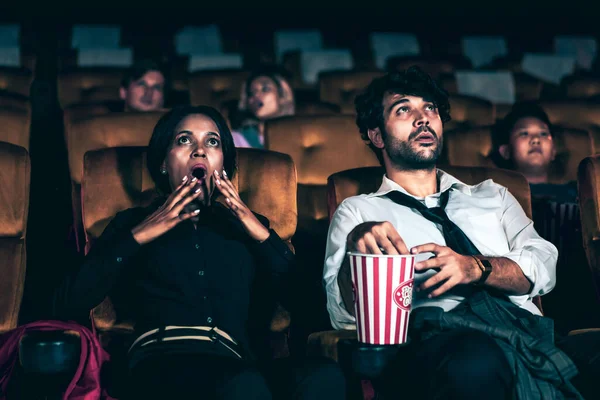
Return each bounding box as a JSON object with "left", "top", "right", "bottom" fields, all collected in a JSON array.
[
  {"left": 375, "top": 329, "right": 600, "bottom": 400},
  {"left": 127, "top": 354, "right": 346, "bottom": 400}
]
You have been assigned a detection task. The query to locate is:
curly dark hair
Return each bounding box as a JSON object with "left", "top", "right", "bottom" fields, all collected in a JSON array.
[{"left": 355, "top": 66, "right": 451, "bottom": 163}]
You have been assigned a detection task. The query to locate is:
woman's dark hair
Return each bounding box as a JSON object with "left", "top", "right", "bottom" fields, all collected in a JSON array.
[
  {"left": 147, "top": 105, "right": 237, "bottom": 194},
  {"left": 354, "top": 66, "right": 451, "bottom": 163},
  {"left": 244, "top": 65, "right": 291, "bottom": 98}
]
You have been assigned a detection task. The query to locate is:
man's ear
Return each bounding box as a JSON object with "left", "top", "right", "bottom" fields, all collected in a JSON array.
[
  {"left": 498, "top": 144, "right": 511, "bottom": 160},
  {"left": 367, "top": 127, "right": 385, "bottom": 149},
  {"left": 119, "top": 87, "right": 127, "bottom": 101},
  {"left": 550, "top": 144, "right": 557, "bottom": 162}
]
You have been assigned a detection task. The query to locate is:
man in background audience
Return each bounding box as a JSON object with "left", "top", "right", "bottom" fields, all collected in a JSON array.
[{"left": 120, "top": 60, "right": 167, "bottom": 112}]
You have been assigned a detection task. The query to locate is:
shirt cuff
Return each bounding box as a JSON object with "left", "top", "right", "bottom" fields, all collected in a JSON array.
[
  {"left": 504, "top": 249, "right": 540, "bottom": 290},
  {"left": 503, "top": 248, "right": 547, "bottom": 300},
  {"left": 252, "top": 229, "right": 294, "bottom": 265}
]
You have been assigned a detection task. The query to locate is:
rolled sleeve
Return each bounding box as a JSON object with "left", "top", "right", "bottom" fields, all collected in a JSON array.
[
  {"left": 323, "top": 202, "right": 362, "bottom": 331},
  {"left": 500, "top": 188, "right": 558, "bottom": 306}
]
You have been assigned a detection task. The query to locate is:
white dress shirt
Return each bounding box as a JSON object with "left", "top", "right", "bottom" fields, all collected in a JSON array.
[{"left": 323, "top": 169, "right": 558, "bottom": 331}]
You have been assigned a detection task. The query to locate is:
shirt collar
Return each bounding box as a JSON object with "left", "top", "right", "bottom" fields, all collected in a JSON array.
[{"left": 369, "top": 168, "right": 472, "bottom": 199}]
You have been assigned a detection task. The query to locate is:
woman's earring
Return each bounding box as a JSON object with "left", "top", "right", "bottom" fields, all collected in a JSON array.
[{"left": 161, "top": 169, "right": 167, "bottom": 175}]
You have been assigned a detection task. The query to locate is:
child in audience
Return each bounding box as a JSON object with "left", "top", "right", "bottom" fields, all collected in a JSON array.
[
  {"left": 493, "top": 101, "right": 599, "bottom": 333},
  {"left": 493, "top": 101, "right": 576, "bottom": 200},
  {"left": 232, "top": 66, "right": 295, "bottom": 148}
]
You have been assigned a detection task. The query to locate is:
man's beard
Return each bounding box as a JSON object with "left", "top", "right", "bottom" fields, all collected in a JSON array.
[{"left": 382, "top": 125, "right": 443, "bottom": 171}]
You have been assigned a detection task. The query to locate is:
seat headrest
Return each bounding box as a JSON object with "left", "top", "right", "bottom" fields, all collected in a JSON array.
[
  {"left": 443, "top": 126, "right": 496, "bottom": 168},
  {"left": 319, "top": 71, "right": 385, "bottom": 112},
  {"left": 58, "top": 69, "right": 125, "bottom": 108},
  {"left": 563, "top": 76, "right": 600, "bottom": 98},
  {"left": 0, "top": 67, "right": 33, "bottom": 97},
  {"left": 0, "top": 108, "right": 30, "bottom": 151},
  {"left": 295, "top": 101, "right": 340, "bottom": 116},
  {"left": 446, "top": 95, "right": 494, "bottom": 129},
  {"left": 265, "top": 115, "right": 380, "bottom": 185},
  {"left": 188, "top": 70, "right": 250, "bottom": 109},
  {"left": 82, "top": 147, "right": 297, "bottom": 242},
  {"left": 0, "top": 142, "right": 30, "bottom": 237},
  {"left": 69, "top": 111, "right": 166, "bottom": 184},
  {"left": 541, "top": 100, "right": 600, "bottom": 128},
  {"left": 327, "top": 165, "right": 532, "bottom": 220},
  {"left": 550, "top": 126, "right": 594, "bottom": 183},
  {"left": 577, "top": 155, "right": 600, "bottom": 245}
]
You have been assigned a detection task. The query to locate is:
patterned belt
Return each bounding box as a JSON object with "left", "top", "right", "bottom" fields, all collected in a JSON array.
[{"left": 128, "top": 325, "right": 244, "bottom": 359}]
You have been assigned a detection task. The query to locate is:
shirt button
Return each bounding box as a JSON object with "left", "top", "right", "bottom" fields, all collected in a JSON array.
[
  {"left": 207, "top": 317, "right": 213, "bottom": 324},
  {"left": 116, "top": 257, "right": 122, "bottom": 262},
  {"left": 194, "top": 244, "right": 200, "bottom": 250},
  {"left": 203, "top": 296, "right": 207, "bottom": 300},
  {"left": 198, "top": 270, "right": 205, "bottom": 276}
]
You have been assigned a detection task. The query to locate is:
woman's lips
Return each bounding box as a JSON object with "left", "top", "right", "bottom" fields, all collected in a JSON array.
[{"left": 192, "top": 168, "right": 206, "bottom": 179}]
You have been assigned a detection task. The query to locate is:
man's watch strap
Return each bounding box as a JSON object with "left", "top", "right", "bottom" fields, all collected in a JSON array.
[{"left": 472, "top": 256, "right": 493, "bottom": 286}]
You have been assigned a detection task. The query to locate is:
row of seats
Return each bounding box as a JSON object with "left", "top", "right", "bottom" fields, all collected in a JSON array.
[
  {"left": 4, "top": 137, "right": 599, "bottom": 340},
  {"left": 0, "top": 106, "right": 598, "bottom": 250},
  {"left": 0, "top": 53, "right": 581, "bottom": 107},
  {"left": 1, "top": 61, "right": 599, "bottom": 130},
  {"left": 0, "top": 141, "right": 30, "bottom": 334},
  {"left": 51, "top": 66, "right": 600, "bottom": 111}
]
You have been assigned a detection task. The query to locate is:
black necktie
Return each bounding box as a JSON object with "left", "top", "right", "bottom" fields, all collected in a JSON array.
[{"left": 386, "top": 189, "right": 481, "bottom": 256}]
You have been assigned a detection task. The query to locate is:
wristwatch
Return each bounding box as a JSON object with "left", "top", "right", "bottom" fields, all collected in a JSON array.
[{"left": 472, "top": 256, "right": 493, "bottom": 286}]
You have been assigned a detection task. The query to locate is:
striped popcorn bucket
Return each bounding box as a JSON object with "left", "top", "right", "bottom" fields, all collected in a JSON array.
[{"left": 348, "top": 253, "right": 416, "bottom": 345}]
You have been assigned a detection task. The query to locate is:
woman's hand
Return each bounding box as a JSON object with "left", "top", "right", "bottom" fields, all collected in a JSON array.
[
  {"left": 214, "top": 170, "right": 270, "bottom": 242},
  {"left": 131, "top": 175, "right": 204, "bottom": 245}
]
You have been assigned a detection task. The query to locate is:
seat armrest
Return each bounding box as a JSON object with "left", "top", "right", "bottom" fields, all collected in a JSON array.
[
  {"left": 307, "top": 330, "right": 409, "bottom": 379},
  {"left": 19, "top": 330, "right": 81, "bottom": 375},
  {"left": 338, "top": 338, "right": 409, "bottom": 380},
  {"left": 307, "top": 329, "right": 357, "bottom": 362},
  {"left": 568, "top": 328, "right": 600, "bottom": 336}
]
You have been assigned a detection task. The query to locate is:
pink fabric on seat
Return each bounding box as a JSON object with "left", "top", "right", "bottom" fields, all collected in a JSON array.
[{"left": 0, "top": 320, "right": 113, "bottom": 400}]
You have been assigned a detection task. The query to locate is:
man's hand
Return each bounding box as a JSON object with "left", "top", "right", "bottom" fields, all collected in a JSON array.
[
  {"left": 347, "top": 221, "right": 409, "bottom": 255},
  {"left": 411, "top": 243, "right": 482, "bottom": 298}
]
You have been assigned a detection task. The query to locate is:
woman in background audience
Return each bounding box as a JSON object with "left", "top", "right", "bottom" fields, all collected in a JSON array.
[
  {"left": 492, "top": 101, "right": 600, "bottom": 333},
  {"left": 231, "top": 66, "right": 295, "bottom": 148},
  {"left": 56, "top": 105, "right": 344, "bottom": 399}
]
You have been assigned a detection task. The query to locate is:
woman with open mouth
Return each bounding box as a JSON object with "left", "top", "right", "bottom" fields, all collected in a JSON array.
[
  {"left": 56, "top": 105, "right": 345, "bottom": 399},
  {"left": 231, "top": 66, "right": 295, "bottom": 149}
]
